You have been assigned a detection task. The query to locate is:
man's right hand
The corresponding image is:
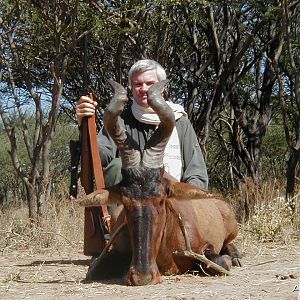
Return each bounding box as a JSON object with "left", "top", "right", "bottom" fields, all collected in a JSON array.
[{"left": 76, "top": 95, "right": 98, "bottom": 127}]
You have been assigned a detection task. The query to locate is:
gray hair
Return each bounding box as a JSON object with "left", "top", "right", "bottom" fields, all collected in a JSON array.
[{"left": 128, "top": 59, "right": 167, "bottom": 88}]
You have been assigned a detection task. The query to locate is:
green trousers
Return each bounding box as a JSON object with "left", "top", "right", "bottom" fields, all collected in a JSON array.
[{"left": 103, "top": 157, "right": 122, "bottom": 214}]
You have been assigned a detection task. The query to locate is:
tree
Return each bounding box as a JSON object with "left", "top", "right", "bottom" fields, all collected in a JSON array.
[
  {"left": 0, "top": 126, "right": 20, "bottom": 204},
  {"left": 1, "top": 0, "right": 297, "bottom": 221},
  {"left": 276, "top": 0, "right": 300, "bottom": 199},
  {"left": 61, "top": 1, "right": 295, "bottom": 189},
  {"left": 0, "top": 0, "right": 85, "bottom": 221}
]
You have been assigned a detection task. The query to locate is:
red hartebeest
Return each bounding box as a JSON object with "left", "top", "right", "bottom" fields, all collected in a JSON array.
[{"left": 82, "top": 80, "right": 242, "bottom": 286}]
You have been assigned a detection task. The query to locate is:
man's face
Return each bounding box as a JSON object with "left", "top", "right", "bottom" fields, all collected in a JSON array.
[{"left": 131, "top": 69, "right": 159, "bottom": 107}]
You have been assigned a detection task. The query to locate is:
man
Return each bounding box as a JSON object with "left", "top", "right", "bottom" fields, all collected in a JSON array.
[
  {"left": 76, "top": 59, "right": 208, "bottom": 257},
  {"left": 76, "top": 59, "right": 208, "bottom": 189}
]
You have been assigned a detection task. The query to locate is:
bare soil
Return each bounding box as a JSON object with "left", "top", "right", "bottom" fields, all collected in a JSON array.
[{"left": 0, "top": 241, "right": 299, "bottom": 300}]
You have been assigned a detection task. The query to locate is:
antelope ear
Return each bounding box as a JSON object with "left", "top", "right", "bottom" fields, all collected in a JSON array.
[
  {"left": 76, "top": 184, "right": 121, "bottom": 207},
  {"left": 166, "top": 181, "right": 215, "bottom": 200}
]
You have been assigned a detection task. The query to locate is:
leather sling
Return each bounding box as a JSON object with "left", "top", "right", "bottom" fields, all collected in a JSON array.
[
  {"left": 81, "top": 95, "right": 111, "bottom": 256},
  {"left": 88, "top": 113, "right": 111, "bottom": 228}
]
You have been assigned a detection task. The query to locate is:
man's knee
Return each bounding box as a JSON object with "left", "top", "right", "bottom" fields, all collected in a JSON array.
[
  {"left": 104, "top": 158, "right": 122, "bottom": 187},
  {"left": 103, "top": 158, "right": 122, "bottom": 215}
]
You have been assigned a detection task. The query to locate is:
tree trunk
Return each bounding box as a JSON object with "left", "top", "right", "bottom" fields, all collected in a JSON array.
[
  {"left": 25, "top": 183, "right": 37, "bottom": 223},
  {"left": 286, "top": 147, "right": 300, "bottom": 207}
]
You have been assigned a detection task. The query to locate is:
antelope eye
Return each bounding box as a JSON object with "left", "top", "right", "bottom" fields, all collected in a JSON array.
[{"left": 156, "top": 198, "right": 164, "bottom": 206}]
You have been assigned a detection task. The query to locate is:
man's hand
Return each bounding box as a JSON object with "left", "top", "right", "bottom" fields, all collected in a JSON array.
[{"left": 76, "top": 95, "right": 98, "bottom": 127}]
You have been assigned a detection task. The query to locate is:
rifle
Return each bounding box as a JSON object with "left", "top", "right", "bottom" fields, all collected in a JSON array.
[
  {"left": 80, "top": 27, "right": 110, "bottom": 256},
  {"left": 81, "top": 103, "right": 111, "bottom": 256}
]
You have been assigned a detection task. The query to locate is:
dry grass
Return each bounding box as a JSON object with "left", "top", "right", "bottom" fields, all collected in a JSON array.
[
  {"left": 0, "top": 186, "right": 85, "bottom": 255},
  {"left": 0, "top": 179, "right": 299, "bottom": 255},
  {"left": 0, "top": 180, "right": 299, "bottom": 300},
  {"left": 229, "top": 178, "right": 299, "bottom": 245},
  {"left": 245, "top": 195, "right": 298, "bottom": 243}
]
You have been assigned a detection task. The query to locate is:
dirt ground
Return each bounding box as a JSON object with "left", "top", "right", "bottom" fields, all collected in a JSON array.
[{"left": 0, "top": 241, "right": 299, "bottom": 300}]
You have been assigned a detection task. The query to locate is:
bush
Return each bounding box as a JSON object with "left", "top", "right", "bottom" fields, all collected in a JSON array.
[
  {"left": 228, "top": 178, "right": 299, "bottom": 244},
  {"left": 247, "top": 196, "right": 298, "bottom": 243}
]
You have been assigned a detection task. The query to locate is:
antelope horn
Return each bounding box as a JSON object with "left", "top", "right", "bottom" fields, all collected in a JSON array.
[
  {"left": 104, "top": 79, "right": 141, "bottom": 168},
  {"left": 142, "top": 80, "right": 175, "bottom": 168}
]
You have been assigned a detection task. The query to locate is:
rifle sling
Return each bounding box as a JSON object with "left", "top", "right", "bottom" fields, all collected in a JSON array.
[{"left": 87, "top": 113, "right": 111, "bottom": 233}]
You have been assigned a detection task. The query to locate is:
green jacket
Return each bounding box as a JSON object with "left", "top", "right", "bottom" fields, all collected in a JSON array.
[{"left": 98, "top": 105, "right": 208, "bottom": 189}]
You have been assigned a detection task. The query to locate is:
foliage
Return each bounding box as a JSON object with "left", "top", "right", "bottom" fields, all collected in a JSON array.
[
  {"left": 0, "top": 113, "right": 78, "bottom": 204},
  {"left": 247, "top": 195, "right": 298, "bottom": 243},
  {"left": 0, "top": 0, "right": 88, "bottom": 219},
  {"left": 0, "top": 130, "right": 19, "bottom": 202},
  {"left": 49, "top": 115, "right": 78, "bottom": 194},
  {"left": 0, "top": 0, "right": 299, "bottom": 218},
  {"left": 62, "top": 0, "right": 297, "bottom": 186},
  {"left": 262, "top": 123, "right": 287, "bottom": 178},
  {"left": 207, "top": 119, "right": 288, "bottom": 191}
]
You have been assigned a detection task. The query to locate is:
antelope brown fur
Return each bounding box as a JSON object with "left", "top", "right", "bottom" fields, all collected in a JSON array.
[{"left": 85, "top": 80, "right": 242, "bottom": 286}]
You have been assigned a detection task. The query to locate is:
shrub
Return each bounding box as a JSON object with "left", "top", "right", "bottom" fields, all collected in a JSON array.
[{"left": 247, "top": 195, "right": 298, "bottom": 243}]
